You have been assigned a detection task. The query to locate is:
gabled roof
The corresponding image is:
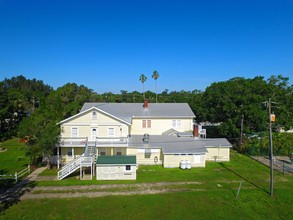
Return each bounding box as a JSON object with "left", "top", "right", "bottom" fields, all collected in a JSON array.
[
  {"left": 58, "top": 106, "right": 131, "bottom": 125},
  {"left": 80, "top": 102, "right": 195, "bottom": 124},
  {"left": 96, "top": 156, "right": 136, "bottom": 165},
  {"left": 58, "top": 102, "right": 195, "bottom": 126}
]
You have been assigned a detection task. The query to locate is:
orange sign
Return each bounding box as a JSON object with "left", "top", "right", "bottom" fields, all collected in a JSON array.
[{"left": 271, "top": 114, "right": 275, "bottom": 122}]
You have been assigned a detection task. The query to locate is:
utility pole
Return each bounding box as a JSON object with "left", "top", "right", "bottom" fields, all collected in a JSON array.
[
  {"left": 268, "top": 98, "right": 274, "bottom": 198},
  {"left": 240, "top": 114, "right": 244, "bottom": 145}
]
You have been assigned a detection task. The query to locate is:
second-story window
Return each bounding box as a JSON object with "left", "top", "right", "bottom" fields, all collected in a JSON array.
[
  {"left": 71, "top": 127, "right": 78, "bottom": 137},
  {"left": 172, "top": 120, "right": 181, "bottom": 129},
  {"left": 142, "top": 119, "right": 151, "bottom": 128},
  {"left": 108, "top": 128, "right": 115, "bottom": 137}
]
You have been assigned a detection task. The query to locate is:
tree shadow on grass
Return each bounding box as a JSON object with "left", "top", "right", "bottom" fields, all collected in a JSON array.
[
  {"left": 0, "top": 169, "right": 8, "bottom": 175},
  {"left": 218, "top": 162, "right": 270, "bottom": 195},
  {"left": 0, "top": 178, "right": 37, "bottom": 213}
]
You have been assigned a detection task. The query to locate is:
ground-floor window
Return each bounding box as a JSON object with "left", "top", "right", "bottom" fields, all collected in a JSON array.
[
  {"left": 67, "top": 148, "right": 73, "bottom": 157},
  {"left": 144, "top": 149, "right": 151, "bottom": 158},
  {"left": 100, "top": 148, "right": 106, "bottom": 156},
  {"left": 125, "top": 165, "right": 131, "bottom": 171},
  {"left": 116, "top": 148, "right": 122, "bottom": 156},
  {"left": 194, "top": 155, "right": 201, "bottom": 163}
]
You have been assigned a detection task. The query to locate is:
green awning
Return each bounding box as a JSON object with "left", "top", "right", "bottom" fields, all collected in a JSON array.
[{"left": 96, "top": 155, "right": 136, "bottom": 165}]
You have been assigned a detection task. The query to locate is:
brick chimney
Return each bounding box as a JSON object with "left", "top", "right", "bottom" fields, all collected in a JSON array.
[
  {"left": 143, "top": 99, "right": 148, "bottom": 109},
  {"left": 193, "top": 124, "right": 199, "bottom": 137}
]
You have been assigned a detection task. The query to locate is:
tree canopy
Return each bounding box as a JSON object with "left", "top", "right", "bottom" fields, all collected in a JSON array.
[{"left": 1, "top": 74, "right": 292, "bottom": 163}]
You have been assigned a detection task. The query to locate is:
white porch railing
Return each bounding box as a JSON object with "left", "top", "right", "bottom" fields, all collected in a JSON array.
[
  {"left": 57, "top": 155, "right": 95, "bottom": 180},
  {"left": 58, "top": 138, "right": 96, "bottom": 180},
  {"left": 96, "top": 137, "right": 128, "bottom": 146},
  {"left": 60, "top": 137, "right": 128, "bottom": 147},
  {"left": 199, "top": 129, "right": 206, "bottom": 138},
  {"left": 60, "top": 137, "right": 88, "bottom": 147},
  {"left": 57, "top": 155, "right": 83, "bottom": 180},
  {"left": 81, "top": 156, "right": 94, "bottom": 166}
]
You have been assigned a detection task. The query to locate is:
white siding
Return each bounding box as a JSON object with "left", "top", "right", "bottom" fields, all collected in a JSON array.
[
  {"left": 205, "top": 148, "right": 230, "bottom": 162},
  {"left": 131, "top": 118, "right": 193, "bottom": 135},
  {"left": 96, "top": 165, "right": 136, "bottom": 180},
  {"left": 163, "top": 154, "right": 206, "bottom": 168},
  {"left": 60, "top": 109, "right": 129, "bottom": 138},
  {"left": 127, "top": 148, "right": 163, "bottom": 165}
]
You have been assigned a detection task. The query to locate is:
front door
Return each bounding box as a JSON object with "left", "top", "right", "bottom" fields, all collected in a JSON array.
[{"left": 91, "top": 128, "right": 97, "bottom": 141}]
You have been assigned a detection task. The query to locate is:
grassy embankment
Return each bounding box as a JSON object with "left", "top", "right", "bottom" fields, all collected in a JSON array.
[{"left": 0, "top": 139, "right": 29, "bottom": 188}]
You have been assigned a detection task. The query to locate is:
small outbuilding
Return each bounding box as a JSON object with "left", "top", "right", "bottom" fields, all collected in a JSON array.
[{"left": 96, "top": 155, "right": 137, "bottom": 180}]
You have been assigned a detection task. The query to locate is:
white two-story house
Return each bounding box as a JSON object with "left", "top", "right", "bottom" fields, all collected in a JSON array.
[{"left": 57, "top": 100, "right": 231, "bottom": 180}]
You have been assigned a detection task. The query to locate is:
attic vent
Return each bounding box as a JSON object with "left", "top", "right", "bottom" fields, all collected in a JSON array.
[{"left": 143, "top": 133, "right": 149, "bottom": 144}]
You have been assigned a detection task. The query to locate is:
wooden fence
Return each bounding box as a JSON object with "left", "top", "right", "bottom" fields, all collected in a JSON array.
[{"left": 0, "top": 165, "right": 30, "bottom": 182}]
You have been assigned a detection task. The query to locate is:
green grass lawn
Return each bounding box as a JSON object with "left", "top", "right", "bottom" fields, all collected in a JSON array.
[
  {"left": 37, "top": 151, "right": 293, "bottom": 190},
  {"left": 0, "top": 139, "right": 30, "bottom": 188},
  {"left": 1, "top": 150, "right": 293, "bottom": 219},
  {"left": 1, "top": 188, "right": 292, "bottom": 220},
  {"left": 0, "top": 139, "right": 29, "bottom": 174}
]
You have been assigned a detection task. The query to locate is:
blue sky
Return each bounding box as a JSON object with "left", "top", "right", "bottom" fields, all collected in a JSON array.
[{"left": 0, "top": 0, "right": 292, "bottom": 93}]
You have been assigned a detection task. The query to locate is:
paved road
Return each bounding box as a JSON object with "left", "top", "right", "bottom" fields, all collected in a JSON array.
[{"left": 251, "top": 156, "right": 293, "bottom": 175}]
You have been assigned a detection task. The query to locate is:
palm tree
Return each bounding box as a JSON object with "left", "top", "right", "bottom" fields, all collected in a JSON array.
[
  {"left": 139, "top": 74, "right": 147, "bottom": 99},
  {"left": 152, "top": 70, "right": 160, "bottom": 103}
]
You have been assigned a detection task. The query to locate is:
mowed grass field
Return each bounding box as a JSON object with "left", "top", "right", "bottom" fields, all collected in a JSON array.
[
  {"left": 0, "top": 139, "right": 30, "bottom": 189},
  {"left": 1, "top": 150, "right": 293, "bottom": 219},
  {"left": 0, "top": 139, "right": 29, "bottom": 173}
]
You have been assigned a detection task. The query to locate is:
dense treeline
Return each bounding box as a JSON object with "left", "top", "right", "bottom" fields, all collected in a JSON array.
[
  {"left": 0, "top": 76, "right": 52, "bottom": 140},
  {"left": 0, "top": 75, "right": 292, "bottom": 163}
]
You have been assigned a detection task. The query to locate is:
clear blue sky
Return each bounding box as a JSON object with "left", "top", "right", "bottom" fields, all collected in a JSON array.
[{"left": 0, "top": 0, "right": 292, "bottom": 93}]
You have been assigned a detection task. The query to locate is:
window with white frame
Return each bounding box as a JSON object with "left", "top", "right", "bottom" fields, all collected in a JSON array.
[
  {"left": 108, "top": 128, "right": 115, "bottom": 137},
  {"left": 92, "top": 111, "right": 97, "bottom": 120},
  {"left": 71, "top": 127, "right": 78, "bottom": 137},
  {"left": 172, "top": 120, "right": 181, "bottom": 129},
  {"left": 142, "top": 119, "right": 151, "bottom": 128}
]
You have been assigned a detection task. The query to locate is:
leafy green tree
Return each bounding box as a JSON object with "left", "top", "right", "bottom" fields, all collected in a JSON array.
[
  {"left": 0, "top": 75, "right": 52, "bottom": 141},
  {"left": 199, "top": 77, "right": 270, "bottom": 139},
  {"left": 18, "top": 83, "right": 97, "bottom": 164}
]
